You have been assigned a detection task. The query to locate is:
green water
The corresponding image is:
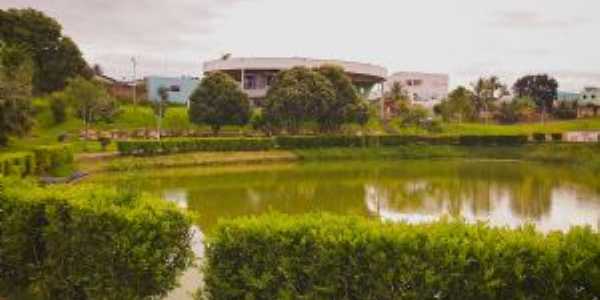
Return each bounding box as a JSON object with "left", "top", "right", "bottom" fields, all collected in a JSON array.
[{"left": 96, "top": 159, "right": 600, "bottom": 233}]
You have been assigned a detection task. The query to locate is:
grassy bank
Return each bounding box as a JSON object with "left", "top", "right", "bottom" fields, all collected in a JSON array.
[
  {"left": 293, "top": 143, "right": 600, "bottom": 168},
  {"left": 78, "top": 150, "right": 298, "bottom": 173},
  {"left": 77, "top": 143, "right": 600, "bottom": 175}
]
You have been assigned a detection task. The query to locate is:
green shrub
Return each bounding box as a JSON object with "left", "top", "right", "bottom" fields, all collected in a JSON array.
[
  {"left": 275, "top": 135, "right": 366, "bottom": 149},
  {"left": 117, "top": 138, "right": 275, "bottom": 155},
  {"left": 459, "top": 135, "right": 528, "bottom": 146},
  {"left": 0, "top": 178, "right": 194, "bottom": 299},
  {"left": 32, "top": 145, "right": 74, "bottom": 175},
  {"left": 0, "top": 152, "right": 35, "bottom": 177},
  {"left": 532, "top": 133, "right": 546, "bottom": 142},
  {"left": 202, "top": 213, "right": 600, "bottom": 300},
  {"left": 551, "top": 133, "right": 563, "bottom": 142},
  {"left": 275, "top": 135, "right": 459, "bottom": 149}
]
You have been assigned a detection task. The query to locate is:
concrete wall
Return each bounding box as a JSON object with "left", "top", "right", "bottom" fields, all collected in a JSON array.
[
  {"left": 146, "top": 76, "right": 199, "bottom": 104},
  {"left": 385, "top": 72, "right": 449, "bottom": 109}
]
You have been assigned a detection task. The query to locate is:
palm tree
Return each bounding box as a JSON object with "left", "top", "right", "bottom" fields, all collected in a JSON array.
[{"left": 154, "top": 86, "right": 169, "bottom": 140}]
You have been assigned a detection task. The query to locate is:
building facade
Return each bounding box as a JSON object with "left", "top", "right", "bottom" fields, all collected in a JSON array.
[
  {"left": 580, "top": 86, "right": 600, "bottom": 105},
  {"left": 385, "top": 72, "right": 449, "bottom": 109},
  {"left": 203, "top": 57, "right": 388, "bottom": 104},
  {"left": 146, "top": 76, "right": 200, "bottom": 105}
]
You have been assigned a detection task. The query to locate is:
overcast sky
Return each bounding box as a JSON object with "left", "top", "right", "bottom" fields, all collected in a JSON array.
[{"left": 1, "top": 0, "right": 598, "bottom": 91}]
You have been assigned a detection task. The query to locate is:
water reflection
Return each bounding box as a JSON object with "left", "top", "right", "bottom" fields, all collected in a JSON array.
[{"left": 95, "top": 160, "right": 600, "bottom": 232}]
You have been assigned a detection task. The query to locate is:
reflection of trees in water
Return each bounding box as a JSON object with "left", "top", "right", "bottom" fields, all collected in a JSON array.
[{"left": 367, "top": 162, "right": 558, "bottom": 220}]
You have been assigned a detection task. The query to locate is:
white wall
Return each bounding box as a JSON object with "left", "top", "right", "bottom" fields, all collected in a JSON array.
[{"left": 386, "top": 72, "right": 449, "bottom": 108}]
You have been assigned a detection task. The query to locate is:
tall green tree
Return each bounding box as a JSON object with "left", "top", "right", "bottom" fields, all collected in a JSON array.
[
  {"left": 385, "top": 81, "right": 411, "bottom": 116},
  {"left": 188, "top": 72, "right": 250, "bottom": 135},
  {"left": 0, "top": 44, "right": 34, "bottom": 145},
  {"left": 471, "top": 76, "right": 508, "bottom": 122},
  {"left": 437, "top": 86, "right": 475, "bottom": 123},
  {"left": 62, "top": 77, "right": 119, "bottom": 139},
  {"left": 153, "top": 86, "right": 169, "bottom": 140},
  {"left": 264, "top": 67, "right": 335, "bottom": 134},
  {"left": 512, "top": 74, "right": 558, "bottom": 115},
  {"left": 0, "top": 8, "right": 91, "bottom": 94},
  {"left": 315, "top": 65, "right": 365, "bottom": 132}
]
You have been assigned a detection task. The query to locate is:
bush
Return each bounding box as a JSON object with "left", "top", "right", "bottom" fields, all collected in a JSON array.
[
  {"left": 202, "top": 213, "right": 600, "bottom": 300},
  {"left": 0, "top": 152, "right": 34, "bottom": 177},
  {"left": 49, "top": 94, "right": 68, "bottom": 124},
  {"left": 117, "top": 138, "right": 275, "bottom": 155},
  {"left": 532, "top": 132, "right": 546, "bottom": 142},
  {"left": 32, "top": 145, "right": 74, "bottom": 175},
  {"left": 459, "top": 135, "right": 528, "bottom": 146},
  {"left": 275, "top": 135, "right": 365, "bottom": 149},
  {"left": 98, "top": 136, "right": 111, "bottom": 151},
  {"left": 551, "top": 133, "right": 563, "bottom": 142},
  {"left": 0, "top": 178, "right": 194, "bottom": 299}
]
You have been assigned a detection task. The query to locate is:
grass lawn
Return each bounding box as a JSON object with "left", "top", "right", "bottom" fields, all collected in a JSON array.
[
  {"left": 3, "top": 98, "right": 600, "bottom": 155},
  {"left": 78, "top": 150, "right": 298, "bottom": 173}
]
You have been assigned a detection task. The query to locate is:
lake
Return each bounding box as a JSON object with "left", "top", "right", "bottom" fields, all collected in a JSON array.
[
  {"left": 91, "top": 159, "right": 600, "bottom": 298},
  {"left": 94, "top": 159, "right": 600, "bottom": 233}
]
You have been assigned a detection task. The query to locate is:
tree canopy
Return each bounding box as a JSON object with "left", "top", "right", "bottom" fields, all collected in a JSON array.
[
  {"left": 188, "top": 72, "right": 250, "bottom": 135},
  {"left": 512, "top": 74, "right": 558, "bottom": 113},
  {"left": 0, "top": 44, "right": 34, "bottom": 145},
  {"left": 264, "top": 66, "right": 335, "bottom": 134},
  {"left": 315, "top": 65, "right": 366, "bottom": 131},
  {"left": 0, "top": 8, "right": 91, "bottom": 94},
  {"left": 437, "top": 86, "right": 475, "bottom": 123}
]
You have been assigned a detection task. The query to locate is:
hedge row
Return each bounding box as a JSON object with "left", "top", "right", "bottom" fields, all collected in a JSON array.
[
  {"left": 116, "top": 135, "right": 539, "bottom": 155},
  {"left": 0, "top": 152, "right": 35, "bottom": 177},
  {"left": 117, "top": 138, "right": 275, "bottom": 155},
  {"left": 32, "top": 144, "right": 74, "bottom": 175},
  {"left": 274, "top": 135, "right": 460, "bottom": 149},
  {"left": 0, "top": 178, "right": 194, "bottom": 299},
  {"left": 203, "top": 214, "right": 600, "bottom": 300},
  {"left": 458, "top": 135, "right": 529, "bottom": 146}
]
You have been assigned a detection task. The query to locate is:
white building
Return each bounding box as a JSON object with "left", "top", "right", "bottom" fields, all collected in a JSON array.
[
  {"left": 385, "top": 72, "right": 449, "bottom": 109},
  {"left": 580, "top": 86, "right": 600, "bottom": 105},
  {"left": 203, "top": 57, "right": 387, "bottom": 104}
]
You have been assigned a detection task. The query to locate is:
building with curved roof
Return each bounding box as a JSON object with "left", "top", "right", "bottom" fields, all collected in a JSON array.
[{"left": 203, "top": 57, "right": 387, "bottom": 103}]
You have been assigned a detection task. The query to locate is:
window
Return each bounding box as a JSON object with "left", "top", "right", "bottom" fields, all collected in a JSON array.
[
  {"left": 170, "top": 85, "right": 180, "bottom": 92},
  {"left": 244, "top": 75, "right": 256, "bottom": 90}
]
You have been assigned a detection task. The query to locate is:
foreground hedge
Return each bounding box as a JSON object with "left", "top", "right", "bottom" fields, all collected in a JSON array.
[
  {"left": 117, "top": 138, "right": 275, "bottom": 155},
  {"left": 0, "top": 178, "right": 194, "bottom": 299},
  {"left": 0, "top": 152, "right": 34, "bottom": 177},
  {"left": 203, "top": 214, "right": 600, "bottom": 300}
]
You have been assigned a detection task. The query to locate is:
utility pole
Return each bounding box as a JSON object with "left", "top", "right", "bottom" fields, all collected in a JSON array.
[{"left": 131, "top": 57, "right": 137, "bottom": 106}]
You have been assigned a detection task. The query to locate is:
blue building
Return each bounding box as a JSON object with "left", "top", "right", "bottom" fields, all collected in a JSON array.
[{"left": 146, "top": 76, "right": 200, "bottom": 105}]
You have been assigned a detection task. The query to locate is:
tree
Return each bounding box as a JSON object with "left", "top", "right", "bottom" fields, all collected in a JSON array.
[
  {"left": 92, "top": 64, "right": 104, "bottom": 76},
  {"left": 0, "top": 44, "right": 34, "bottom": 145},
  {"left": 153, "top": 86, "right": 169, "bottom": 140},
  {"left": 315, "top": 65, "right": 364, "bottom": 132},
  {"left": 264, "top": 67, "right": 335, "bottom": 134},
  {"left": 385, "top": 81, "right": 410, "bottom": 116},
  {"left": 62, "top": 77, "right": 119, "bottom": 139},
  {"left": 471, "top": 76, "right": 508, "bottom": 123},
  {"left": 496, "top": 97, "right": 536, "bottom": 124},
  {"left": 49, "top": 92, "right": 68, "bottom": 124},
  {"left": 512, "top": 74, "right": 558, "bottom": 120},
  {"left": 188, "top": 72, "right": 250, "bottom": 135},
  {"left": 0, "top": 8, "right": 91, "bottom": 94},
  {"left": 437, "top": 86, "right": 475, "bottom": 123}
]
